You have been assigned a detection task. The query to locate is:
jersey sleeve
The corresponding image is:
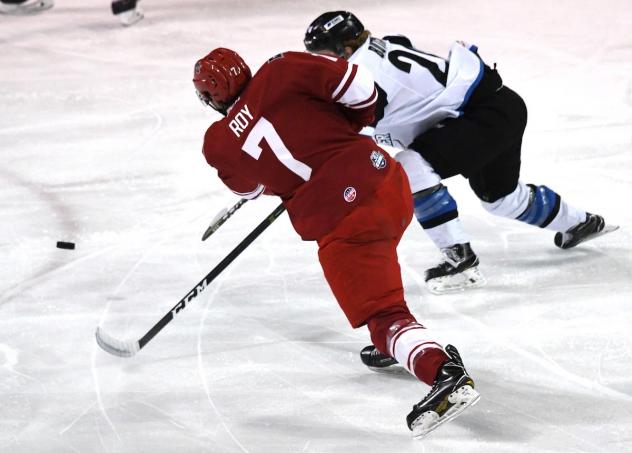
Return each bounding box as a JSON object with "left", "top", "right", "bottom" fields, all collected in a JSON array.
[
  {"left": 202, "top": 126, "right": 265, "bottom": 200},
  {"left": 217, "top": 170, "right": 265, "bottom": 199},
  {"left": 294, "top": 53, "right": 378, "bottom": 130}
]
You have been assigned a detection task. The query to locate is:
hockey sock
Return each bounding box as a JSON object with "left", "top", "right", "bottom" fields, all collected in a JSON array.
[
  {"left": 482, "top": 182, "right": 586, "bottom": 232},
  {"left": 395, "top": 150, "right": 469, "bottom": 248},
  {"left": 413, "top": 184, "right": 470, "bottom": 249},
  {"left": 367, "top": 306, "right": 449, "bottom": 385}
]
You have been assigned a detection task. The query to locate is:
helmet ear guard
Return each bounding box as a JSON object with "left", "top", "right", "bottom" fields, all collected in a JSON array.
[
  {"left": 192, "top": 48, "right": 252, "bottom": 115},
  {"left": 304, "top": 11, "right": 364, "bottom": 57}
]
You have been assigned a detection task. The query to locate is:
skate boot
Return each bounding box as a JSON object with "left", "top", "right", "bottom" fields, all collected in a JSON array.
[
  {"left": 407, "top": 344, "right": 480, "bottom": 439},
  {"left": 360, "top": 345, "right": 403, "bottom": 373},
  {"left": 554, "top": 213, "right": 611, "bottom": 249},
  {"left": 424, "top": 243, "right": 486, "bottom": 294},
  {"left": 111, "top": 0, "right": 143, "bottom": 26},
  {"left": 0, "top": 0, "right": 53, "bottom": 15}
]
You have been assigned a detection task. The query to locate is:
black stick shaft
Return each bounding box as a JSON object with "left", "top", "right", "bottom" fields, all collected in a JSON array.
[{"left": 138, "top": 203, "right": 286, "bottom": 350}]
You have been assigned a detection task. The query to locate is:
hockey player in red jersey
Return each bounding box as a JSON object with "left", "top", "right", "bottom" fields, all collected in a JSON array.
[{"left": 193, "top": 48, "right": 480, "bottom": 438}]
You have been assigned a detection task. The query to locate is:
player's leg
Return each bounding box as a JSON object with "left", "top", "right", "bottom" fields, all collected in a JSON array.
[
  {"left": 405, "top": 69, "right": 519, "bottom": 285},
  {"left": 481, "top": 183, "right": 608, "bottom": 248},
  {"left": 466, "top": 89, "right": 609, "bottom": 248},
  {"left": 471, "top": 135, "right": 607, "bottom": 248},
  {"left": 317, "top": 165, "right": 479, "bottom": 438},
  {"left": 414, "top": 85, "right": 610, "bottom": 249},
  {"left": 395, "top": 149, "right": 485, "bottom": 294},
  {"left": 367, "top": 308, "right": 480, "bottom": 439}
]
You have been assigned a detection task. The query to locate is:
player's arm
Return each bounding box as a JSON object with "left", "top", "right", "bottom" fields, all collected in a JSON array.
[
  {"left": 216, "top": 170, "right": 265, "bottom": 199},
  {"left": 202, "top": 128, "right": 265, "bottom": 200},
  {"left": 299, "top": 53, "right": 378, "bottom": 130},
  {"left": 331, "top": 57, "right": 378, "bottom": 129}
]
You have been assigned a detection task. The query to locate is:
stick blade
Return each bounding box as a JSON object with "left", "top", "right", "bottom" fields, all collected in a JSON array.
[
  {"left": 201, "top": 208, "right": 228, "bottom": 241},
  {"left": 95, "top": 327, "right": 140, "bottom": 358}
]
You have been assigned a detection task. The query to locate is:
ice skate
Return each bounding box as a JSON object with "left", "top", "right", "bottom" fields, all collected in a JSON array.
[
  {"left": 111, "top": 0, "right": 143, "bottom": 26},
  {"left": 424, "top": 243, "right": 486, "bottom": 294},
  {"left": 554, "top": 213, "right": 618, "bottom": 249},
  {"left": 360, "top": 345, "right": 404, "bottom": 373},
  {"left": 0, "top": 0, "right": 53, "bottom": 15},
  {"left": 407, "top": 344, "right": 480, "bottom": 439}
]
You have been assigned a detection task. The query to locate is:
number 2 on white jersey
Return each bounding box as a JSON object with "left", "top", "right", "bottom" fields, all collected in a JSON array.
[{"left": 242, "top": 117, "right": 312, "bottom": 181}]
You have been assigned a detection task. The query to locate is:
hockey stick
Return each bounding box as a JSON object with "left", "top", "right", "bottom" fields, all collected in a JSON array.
[
  {"left": 96, "top": 202, "right": 286, "bottom": 358},
  {"left": 201, "top": 198, "right": 248, "bottom": 241}
]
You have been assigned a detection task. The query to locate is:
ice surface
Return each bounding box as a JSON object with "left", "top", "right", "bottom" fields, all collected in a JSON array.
[{"left": 1, "top": 1, "right": 631, "bottom": 452}]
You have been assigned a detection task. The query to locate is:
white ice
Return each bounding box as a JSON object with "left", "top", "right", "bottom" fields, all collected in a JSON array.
[{"left": 1, "top": 1, "right": 631, "bottom": 452}]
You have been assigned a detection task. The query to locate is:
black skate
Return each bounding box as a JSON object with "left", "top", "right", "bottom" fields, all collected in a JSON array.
[
  {"left": 0, "top": 0, "right": 53, "bottom": 15},
  {"left": 554, "top": 213, "right": 617, "bottom": 249},
  {"left": 360, "top": 345, "right": 404, "bottom": 373},
  {"left": 424, "top": 243, "right": 486, "bottom": 294},
  {"left": 406, "top": 344, "right": 480, "bottom": 439},
  {"left": 111, "top": 0, "right": 143, "bottom": 26}
]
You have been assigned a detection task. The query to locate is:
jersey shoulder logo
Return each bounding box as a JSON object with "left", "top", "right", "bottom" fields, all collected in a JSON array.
[
  {"left": 374, "top": 133, "right": 393, "bottom": 147},
  {"left": 343, "top": 186, "right": 357, "bottom": 202},
  {"left": 370, "top": 150, "right": 387, "bottom": 170}
]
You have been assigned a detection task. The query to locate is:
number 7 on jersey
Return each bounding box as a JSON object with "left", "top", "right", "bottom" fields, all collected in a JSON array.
[{"left": 241, "top": 117, "right": 313, "bottom": 181}]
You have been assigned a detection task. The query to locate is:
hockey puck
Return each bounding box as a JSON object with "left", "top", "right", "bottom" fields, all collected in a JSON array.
[{"left": 56, "top": 241, "right": 75, "bottom": 250}]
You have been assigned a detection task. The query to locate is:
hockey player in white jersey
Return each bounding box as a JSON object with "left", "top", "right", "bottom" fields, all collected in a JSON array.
[
  {"left": 305, "top": 12, "right": 487, "bottom": 294},
  {"left": 304, "top": 11, "right": 613, "bottom": 293}
]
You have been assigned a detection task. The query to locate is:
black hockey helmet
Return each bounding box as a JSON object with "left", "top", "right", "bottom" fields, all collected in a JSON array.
[{"left": 304, "top": 11, "right": 364, "bottom": 56}]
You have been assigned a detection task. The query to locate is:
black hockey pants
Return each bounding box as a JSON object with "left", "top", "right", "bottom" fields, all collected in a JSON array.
[{"left": 409, "top": 68, "right": 528, "bottom": 203}]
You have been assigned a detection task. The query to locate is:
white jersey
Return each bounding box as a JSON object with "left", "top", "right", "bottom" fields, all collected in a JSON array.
[{"left": 348, "top": 36, "right": 484, "bottom": 149}]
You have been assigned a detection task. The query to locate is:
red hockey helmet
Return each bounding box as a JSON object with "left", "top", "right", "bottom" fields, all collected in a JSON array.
[{"left": 193, "top": 48, "right": 252, "bottom": 114}]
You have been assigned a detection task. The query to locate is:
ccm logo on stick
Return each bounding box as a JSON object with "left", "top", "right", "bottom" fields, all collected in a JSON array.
[{"left": 171, "top": 280, "right": 209, "bottom": 317}]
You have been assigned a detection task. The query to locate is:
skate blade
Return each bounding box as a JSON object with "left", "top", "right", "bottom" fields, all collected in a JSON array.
[
  {"left": 426, "top": 266, "right": 487, "bottom": 295},
  {"left": 118, "top": 9, "right": 143, "bottom": 26},
  {"left": 587, "top": 224, "right": 619, "bottom": 242},
  {"left": 558, "top": 224, "right": 620, "bottom": 249},
  {"left": 367, "top": 364, "right": 407, "bottom": 375},
  {"left": 411, "top": 385, "right": 481, "bottom": 439}
]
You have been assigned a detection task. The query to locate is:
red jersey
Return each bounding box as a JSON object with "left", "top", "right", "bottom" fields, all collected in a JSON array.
[{"left": 202, "top": 51, "right": 397, "bottom": 240}]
